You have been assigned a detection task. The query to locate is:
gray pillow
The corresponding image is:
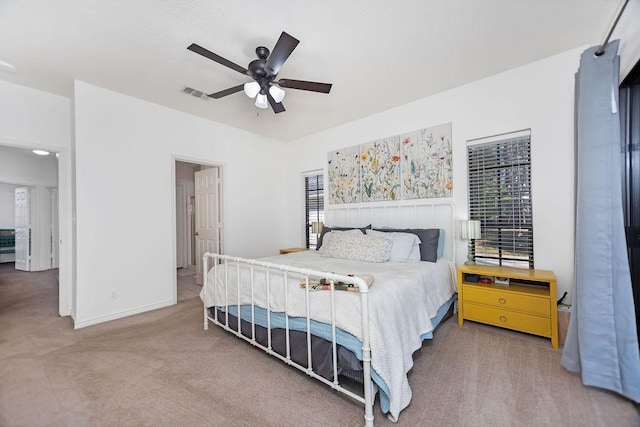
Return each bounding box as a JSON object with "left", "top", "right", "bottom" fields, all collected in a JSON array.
[
  {"left": 372, "top": 228, "right": 440, "bottom": 262},
  {"left": 316, "top": 224, "right": 371, "bottom": 250}
]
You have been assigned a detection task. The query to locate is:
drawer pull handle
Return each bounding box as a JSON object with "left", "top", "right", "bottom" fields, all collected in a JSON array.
[
  {"left": 499, "top": 315, "right": 507, "bottom": 322},
  {"left": 498, "top": 297, "right": 506, "bottom": 304}
]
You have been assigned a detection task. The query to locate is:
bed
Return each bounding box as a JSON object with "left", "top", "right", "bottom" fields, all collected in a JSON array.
[{"left": 200, "top": 201, "right": 457, "bottom": 426}]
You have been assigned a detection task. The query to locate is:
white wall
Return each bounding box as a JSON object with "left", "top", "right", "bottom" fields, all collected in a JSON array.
[
  {"left": 0, "top": 80, "right": 72, "bottom": 149},
  {"left": 0, "top": 80, "right": 73, "bottom": 317},
  {"left": 0, "top": 147, "right": 58, "bottom": 186},
  {"left": 284, "top": 47, "right": 583, "bottom": 301},
  {"left": 73, "top": 81, "right": 287, "bottom": 328}
]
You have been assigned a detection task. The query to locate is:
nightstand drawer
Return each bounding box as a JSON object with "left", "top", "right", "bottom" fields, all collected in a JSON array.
[
  {"left": 463, "top": 302, "right": 551, "bottom": 337},
  {"left": 462, "top": 285, "right": 550, "bottom": 316}
]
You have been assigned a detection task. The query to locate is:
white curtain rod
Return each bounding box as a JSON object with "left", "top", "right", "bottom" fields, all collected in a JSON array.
[{"left": 595, "top": 0, "right": 630, "bottom": 56}]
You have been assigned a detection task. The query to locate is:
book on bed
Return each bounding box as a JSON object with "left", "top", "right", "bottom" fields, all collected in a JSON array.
[{"left": 299, "top": 274, "right": 374, "bottom": 291}]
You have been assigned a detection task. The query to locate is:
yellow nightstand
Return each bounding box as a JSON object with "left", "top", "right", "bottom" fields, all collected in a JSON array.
[
  {"left": 279, "top": 247, "right": 309, "bottom": 255},
  {"left": 457, "top": 264, "right": 558, "bottom": 349}
]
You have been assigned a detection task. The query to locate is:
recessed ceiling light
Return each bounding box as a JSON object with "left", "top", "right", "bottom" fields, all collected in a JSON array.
[
  {"left": 0, "top": 60, "right": 17, "bottom": 73},
  {"left": 32, "top": 149, "right": 50, "bottom": 156}
]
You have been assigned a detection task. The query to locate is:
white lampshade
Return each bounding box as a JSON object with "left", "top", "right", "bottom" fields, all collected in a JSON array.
[
  {"left": 460, "top": 220, "right": 481, "bottom": 240},
  {"left": 269, "top": 85, "right": 286, "bottom": 103},
  {"left": 311, "top": 221, "right": 324, "bottom": 234},
  {"left": 255, "top": 93, "right": 268, "bottom": 109},
  {"left": 243, "top": 81, "right": 260, "bottom": 98}
]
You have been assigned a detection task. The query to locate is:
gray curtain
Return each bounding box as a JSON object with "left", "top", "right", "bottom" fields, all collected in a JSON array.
[{"left": 561, "top": 40, "right": 640, "bottom": 403}]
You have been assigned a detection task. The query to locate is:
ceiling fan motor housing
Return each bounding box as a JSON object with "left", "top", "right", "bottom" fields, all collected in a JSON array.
[{"left": 249, "top": 48, "right": 277, "bottom": 94}]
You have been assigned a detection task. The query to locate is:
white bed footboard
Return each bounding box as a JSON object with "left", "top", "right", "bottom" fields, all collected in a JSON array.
[{"left": 203, "top": 253, "right": 375, "bottom": 427}]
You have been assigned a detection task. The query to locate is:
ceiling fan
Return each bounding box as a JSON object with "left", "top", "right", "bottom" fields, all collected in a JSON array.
[{"left": 187, "top": 31, "right": 332, "bottom": 114}]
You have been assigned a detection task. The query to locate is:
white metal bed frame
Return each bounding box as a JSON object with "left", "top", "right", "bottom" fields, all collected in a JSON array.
[{"left": 202, "top": 200, "right": 456, "bottom": 426}]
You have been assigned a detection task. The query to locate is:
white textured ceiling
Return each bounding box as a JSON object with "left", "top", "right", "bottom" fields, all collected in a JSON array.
[{"left": 0, "top": 0, "right": 619, "bottom": 141}]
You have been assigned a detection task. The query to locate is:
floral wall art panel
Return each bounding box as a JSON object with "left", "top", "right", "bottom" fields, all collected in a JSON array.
[
  {"left": 328, "top": 145, "right": 361, "bottom": 204},
  {"left": 401, "top": 122, "right": 453, "bottom": 199},
  {"left": 360, "top": 136, "right": 401, "bottom": 201}
]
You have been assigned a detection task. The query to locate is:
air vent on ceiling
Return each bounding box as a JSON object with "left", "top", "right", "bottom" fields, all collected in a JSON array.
[{"left": 181, "top": 86, "right": 209, "bottom": 101}]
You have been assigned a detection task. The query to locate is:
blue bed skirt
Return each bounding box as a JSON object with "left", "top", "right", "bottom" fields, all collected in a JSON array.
[{"left": 214, "top": 293, "right": 457, "bottom": 414}]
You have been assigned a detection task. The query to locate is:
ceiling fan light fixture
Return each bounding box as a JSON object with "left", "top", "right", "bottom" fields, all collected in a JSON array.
[
  {"left": 243, "top": 81, "right": 260, "bottom": 98},
  {"left": 255, "top": 93, "right": 269, "bottom": 109},
  {"left": 269, "top": 85, "right": 285, "bottom": 103}
]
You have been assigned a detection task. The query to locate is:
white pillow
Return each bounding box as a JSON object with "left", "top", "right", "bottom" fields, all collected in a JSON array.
[
  {"left": 406, "top": 242, "right": 422, "bottom": 262},
  {"left": 320, "top": 232, "right": 392, "bottom": 263},
  {"left": 366, "top": 229, "right": 421, "bottom": 262}
]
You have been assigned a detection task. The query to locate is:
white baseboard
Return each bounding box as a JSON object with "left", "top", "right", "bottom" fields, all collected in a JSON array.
[{"left": 73, "top": 299, "right": 174, "bottom": 329}]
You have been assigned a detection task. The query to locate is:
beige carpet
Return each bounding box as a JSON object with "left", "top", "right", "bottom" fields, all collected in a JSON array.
[
  {"left": 1, "top": 263, "right": 638, "bottom": 426},
  {"left": 177, "top": 265, "right": 200, "bottom": 301}
]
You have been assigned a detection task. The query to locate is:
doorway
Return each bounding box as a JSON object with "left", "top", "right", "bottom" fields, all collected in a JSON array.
[
  {"left": 0, "top": 147, "right": 59, "bottom": 272},
  {"left": 0, "top": 145, "right": 64, "bottom": 319},
  {"left": 175, "top": 160, "right": 223, "bottom": 301}
]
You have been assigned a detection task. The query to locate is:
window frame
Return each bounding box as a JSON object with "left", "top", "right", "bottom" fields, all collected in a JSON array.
[
  {"left": 467, "top": 130, "right": 534, "bottom": 268},
  {"left": 304, "top": 171, "right": 324, "bottom": 249}
]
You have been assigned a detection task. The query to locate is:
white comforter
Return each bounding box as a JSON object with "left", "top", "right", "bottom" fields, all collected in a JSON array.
[{"left": 200, "top": 251, "right": 456, "bottom": 422}]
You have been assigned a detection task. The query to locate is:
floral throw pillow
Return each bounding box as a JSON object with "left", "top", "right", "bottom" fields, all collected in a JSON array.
[{"left": 319, "top": 232, "right": 392, "bottom": 263}]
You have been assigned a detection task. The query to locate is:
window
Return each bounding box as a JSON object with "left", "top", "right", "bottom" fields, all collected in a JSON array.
[
  {"left": 304, "top": 172, "right": 324, "bottom": 249},
  {"left": 467, "top": 131, "right": 534, "bottom": 268}
]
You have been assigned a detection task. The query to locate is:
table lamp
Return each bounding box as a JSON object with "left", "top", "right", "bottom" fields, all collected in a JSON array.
[{"left": 460, "top": 220, "right": 481, "bottom": 265}]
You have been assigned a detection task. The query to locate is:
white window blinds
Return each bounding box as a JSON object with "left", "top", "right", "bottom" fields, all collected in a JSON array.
[{"left": 467, "top": 131, "right": 534, "bottom": 268}]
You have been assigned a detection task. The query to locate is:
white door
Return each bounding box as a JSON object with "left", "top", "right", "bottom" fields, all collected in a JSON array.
[
  {"left": 176, "top": 183, "right": 187, "bottom": 269},
  {"left": 195, "top": 167, "right": 221, "bottom": 284},
  {"left": 49, "top": 188, "right": 59, "bottom": 269},
  {"left": 188, "top": 196, "right": 196, "bottom": 265},
  {"left": 14, "top": 187, "right": 30, "bottom": 271}
]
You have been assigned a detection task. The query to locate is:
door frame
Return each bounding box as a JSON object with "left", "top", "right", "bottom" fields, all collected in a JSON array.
[
  {"left": 0, "top": 141, "right": 73, "bottom": 319},
  {"left": 171, "top": 156, "right": 225, "bottom": 302},
  {"left": 175, "top": 182, "right": 188, "bottom": 269}
]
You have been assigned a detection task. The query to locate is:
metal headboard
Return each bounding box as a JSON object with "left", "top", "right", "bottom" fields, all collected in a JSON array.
[{"left": 324, "top": 200, "right": 456, "bottom": 262}]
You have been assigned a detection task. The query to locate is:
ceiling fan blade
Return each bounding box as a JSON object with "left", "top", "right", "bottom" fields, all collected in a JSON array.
[
  {"left": 207, "top": 84, "right": 245, "bottom": 99},
  {"left": 278, "top": 79, "right": 332, "bottom": 94},
  {"left": 188, "top": 43, "right": 248, "bottom": 75},
  {"left": 265, "top": 32, "right": 300, "bottom": 76},
  {"left": 267, "top": 92, "right": 286, "bottom": 114}
]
